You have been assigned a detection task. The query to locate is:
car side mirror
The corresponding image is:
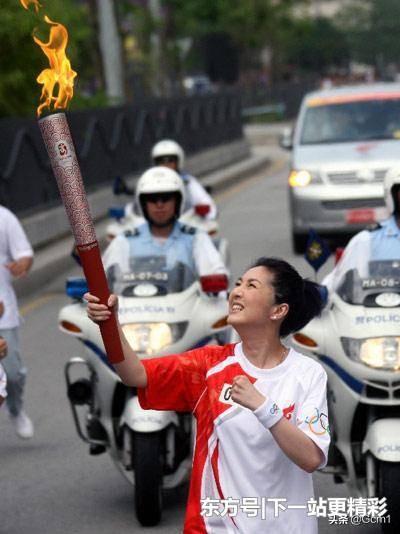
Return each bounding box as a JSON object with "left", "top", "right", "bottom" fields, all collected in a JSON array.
[{"left": 279, "top": 127, "right": 293, "bottom": 150}]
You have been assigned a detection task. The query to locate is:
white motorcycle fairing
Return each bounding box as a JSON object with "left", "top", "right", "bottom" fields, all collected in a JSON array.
[
  {"left": 120, "top": 396, "right": 179, "bottom": 433},
  {"left": 363, "top": 419, "right": 400, "bottom": 462}
]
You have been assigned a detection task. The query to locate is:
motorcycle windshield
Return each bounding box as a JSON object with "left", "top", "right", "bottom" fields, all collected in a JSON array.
[
  {"left": 337, "top": 260, "right": 400, "bottom": 306},
  {"left": 107, "top": 256, "right": 197, "bottom": 297}
]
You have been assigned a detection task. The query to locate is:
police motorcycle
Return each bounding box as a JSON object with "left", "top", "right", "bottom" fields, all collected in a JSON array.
[
  {"left": 60, "top": 256, "right": 229, "bottom": 527},
  {"left": 291, "top": 260, "right": 400, "bottom": 532}
]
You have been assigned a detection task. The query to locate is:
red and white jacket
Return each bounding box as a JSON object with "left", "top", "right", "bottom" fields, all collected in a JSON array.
[{"left": 138, "top": 343, "right": 330, "bottom": 533}]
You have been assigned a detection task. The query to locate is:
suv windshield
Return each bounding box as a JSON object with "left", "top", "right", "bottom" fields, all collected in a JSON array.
[
  {"left": 300, "top": 98, "right": 400, "bottom": 145},
  {"left": 337, "top": 260, "right": 400, "bottom": 306},
  {"left": 107, "top": 256, "right": 196, "bottom": 297}
]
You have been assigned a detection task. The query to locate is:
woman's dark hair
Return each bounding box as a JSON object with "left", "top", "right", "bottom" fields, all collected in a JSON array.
[{"left": 251, "top": 257, "right": 324, "bottom": 337}]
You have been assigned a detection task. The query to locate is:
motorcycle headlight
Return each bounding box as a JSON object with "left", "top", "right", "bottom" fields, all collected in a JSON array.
[
  {"left": 341, "top": 337, "right": 400, "bottom": 370},
  {"left": 121, "top": 322, "right": 188, "bottom": 356},
  {"left": 288, "top": 169, "right": 321, "bottom": 187}
]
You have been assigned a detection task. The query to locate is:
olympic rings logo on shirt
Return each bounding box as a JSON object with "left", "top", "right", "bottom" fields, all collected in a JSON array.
[
  {"left": 270, "top": 403, "right": 280, "bottom": 415},
  {"left": 304, "top": 408, "right": 330, "bottom": 435}
]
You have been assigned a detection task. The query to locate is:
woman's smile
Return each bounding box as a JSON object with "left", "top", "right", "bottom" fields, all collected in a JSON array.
[{"left": 230, "top": 301, "right": 244, "bottom": 313}]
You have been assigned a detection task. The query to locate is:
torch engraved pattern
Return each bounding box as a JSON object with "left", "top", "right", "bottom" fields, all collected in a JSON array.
[{"left": 39, "top": 113, "right": 96, "bottom": 246}]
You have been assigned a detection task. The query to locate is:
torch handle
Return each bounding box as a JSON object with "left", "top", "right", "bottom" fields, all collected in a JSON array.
[{"left": 77, "top": 242, "right": 125, "bottom": 364}]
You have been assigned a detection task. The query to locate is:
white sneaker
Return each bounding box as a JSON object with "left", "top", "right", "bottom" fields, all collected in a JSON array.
[{"left": 12, "top": 411, "right": 34, "bottom": 439}]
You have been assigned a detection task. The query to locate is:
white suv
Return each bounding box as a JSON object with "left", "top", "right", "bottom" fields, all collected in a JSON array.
[{"left": 284, "top": 83, "right": 400, "bottom": 252}]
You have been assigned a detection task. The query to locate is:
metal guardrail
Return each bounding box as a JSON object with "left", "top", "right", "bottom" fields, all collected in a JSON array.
[
  {"left": 242, "top": 103, "right": 286, "bottom": 118},
  {"left": 0, "top": 91, "right": 243, "bottom": 216}
]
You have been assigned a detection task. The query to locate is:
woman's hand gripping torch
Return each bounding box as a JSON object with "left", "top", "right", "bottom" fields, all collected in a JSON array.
[{"left": 18, "top": 1, "right": 124, "bottom": 364}]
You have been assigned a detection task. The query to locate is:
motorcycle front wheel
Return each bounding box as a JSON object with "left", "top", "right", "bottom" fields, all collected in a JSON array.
[
  {"left": 378, "top": 461, "right": 400, "bottom": 533},
  {"left": 132, "top": 431, "right": 163, "bottom": 527}
]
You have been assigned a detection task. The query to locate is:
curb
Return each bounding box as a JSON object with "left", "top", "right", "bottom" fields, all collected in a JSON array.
[{"left": 15, "top": 151, "right": 270, "bottom": 299}]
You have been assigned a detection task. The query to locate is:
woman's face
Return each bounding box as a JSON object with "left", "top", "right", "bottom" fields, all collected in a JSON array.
[{"left": 228, "top": 266, "right": 280, "bottom": 328}]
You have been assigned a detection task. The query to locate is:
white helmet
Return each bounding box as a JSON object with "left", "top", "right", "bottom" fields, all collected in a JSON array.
[
  {"left": 135, "top": 166, "right": 186, "bottom": 218},
  {"left": 151, "top": 139, "right": 185, "bottom": 169},
  {"left": 383, "top": 167, "right": 400, "bottom": 213}
]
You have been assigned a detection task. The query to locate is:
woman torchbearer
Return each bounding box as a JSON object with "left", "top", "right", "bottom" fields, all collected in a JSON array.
[{"left": 85, "top": 257, "right": 330, "bottom": 533}]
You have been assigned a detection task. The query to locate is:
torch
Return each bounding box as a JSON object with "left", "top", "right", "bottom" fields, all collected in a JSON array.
[{"left": 20, "top": 1, "right": 124, "bottom": 364}]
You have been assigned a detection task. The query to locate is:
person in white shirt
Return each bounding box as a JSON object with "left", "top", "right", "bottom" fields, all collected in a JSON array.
[
  {"left": 85, "top": 256, "right": 329, "bottom": 533},
  {"left": 103, "top": 166, "right": 227, "bottom": 280},
  {"left": 0, "top": 332, "right": 7, "bottom": 407},
  {"left": 323, "top": 167, "right": 400, "bottom": 293},
  {"left": 151, "top": 139, "right": 217, "bottom": 220},
  {"left": 0, "top": 206, "right": 34, "bottom": 438}
]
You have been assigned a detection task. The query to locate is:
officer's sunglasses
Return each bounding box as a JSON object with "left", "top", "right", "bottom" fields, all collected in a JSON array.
[
  {"left": 144, "top": 192, "right": 176, "bottom": 204},
  {"left": 154, "top": 156, "right": 178, "bottom": 165}
]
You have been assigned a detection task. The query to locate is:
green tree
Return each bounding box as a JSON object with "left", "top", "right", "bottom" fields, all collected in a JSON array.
[
  {"left": 336, "top": 0, "right": 400, "bottom": 71},
  {"left": 161, "top": 0, "right": 307, "bottom": 83},
  {"left": 282, "top": 16, "right": 349, "bottom": 74},
  {"left": 0, "top": 0, "right": 96, "bottom": 118}
]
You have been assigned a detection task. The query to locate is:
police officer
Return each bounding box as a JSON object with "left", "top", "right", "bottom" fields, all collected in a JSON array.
[
  {"left": 151, "top": 139, "right": 217, "bottom": 220},
  {"left": 102, "top": 166, "right": 227, "bottom": 277},
  {"left": 323, "top": 168, "right": 400, "bottom": 292}
]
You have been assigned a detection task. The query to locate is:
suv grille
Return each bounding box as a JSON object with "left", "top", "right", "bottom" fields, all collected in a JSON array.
[{"left": 327, "top": 169, "right": 387, "bottom": 184}]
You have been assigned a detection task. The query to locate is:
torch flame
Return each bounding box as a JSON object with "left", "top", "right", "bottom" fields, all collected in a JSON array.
[
  {"left": 20, "top": 0, "right": 42, "bottom": 12},
  {"left": 33, "top": 16, "right": 77, "bottom": 117},
  {"left": 19, "top": 1, "right": 77, "bottom": 116}
]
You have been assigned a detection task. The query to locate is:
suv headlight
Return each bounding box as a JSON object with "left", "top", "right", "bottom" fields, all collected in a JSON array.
[
  {"left": 289, "top": 170, "right": 321, "bottom": 187},
  {"left": 341, "top": 337, "right": 400, "bottom": 370},
  {"left": 122, "top": 322, "right": 188, "bottom": 356}
]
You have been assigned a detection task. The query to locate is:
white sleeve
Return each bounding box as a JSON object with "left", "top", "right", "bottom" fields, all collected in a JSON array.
[
  {"left": 102, "top": 236, "right": 130, "bottom": 273},
  {"left": 322, "top": 231, "right": 371, "bottom": 293},
  {"left": 6, "top": 210, "right": 33, "bottom": 260},
  {"left": 296, "top": 366, "right": 330, "bottom": 468},
  {"left": 193, "top": 231, "right": 228, "bottom": 277},
  {"left": 186, "top": 176, "right": 217, "bottom": 219},
  {"left": 0, "top": 363, "right": 7, "bottom": 400}
]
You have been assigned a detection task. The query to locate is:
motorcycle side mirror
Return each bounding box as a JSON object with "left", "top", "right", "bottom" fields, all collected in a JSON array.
[
  {"left": 194, "top": 204, "right": 211, "bottom": 217},
  {"left": 113, "top": 176, "right": 135, "bottom": 196},
  {"left": 109, "top": 206, "right": 125, "bottom": 221},
  {"left": 200, "top": 274, "right": 228, "bottom": 293},
  {"left": 66, "top": 277, "right": 88, "bottom": 300}
]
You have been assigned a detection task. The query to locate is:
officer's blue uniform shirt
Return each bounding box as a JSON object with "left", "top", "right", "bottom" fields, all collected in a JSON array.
[
  {"left": 323, "top": 215, "right": 400, "bottom": 292},
  {"left": 127, "top": 221, "right": 196, "bottom": 273},
  {"left": 370, "top": 215, "right": 400, "bottom": 259},
  {"left": 102, "top": 218, "right": 227, "bottom": 282}
]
